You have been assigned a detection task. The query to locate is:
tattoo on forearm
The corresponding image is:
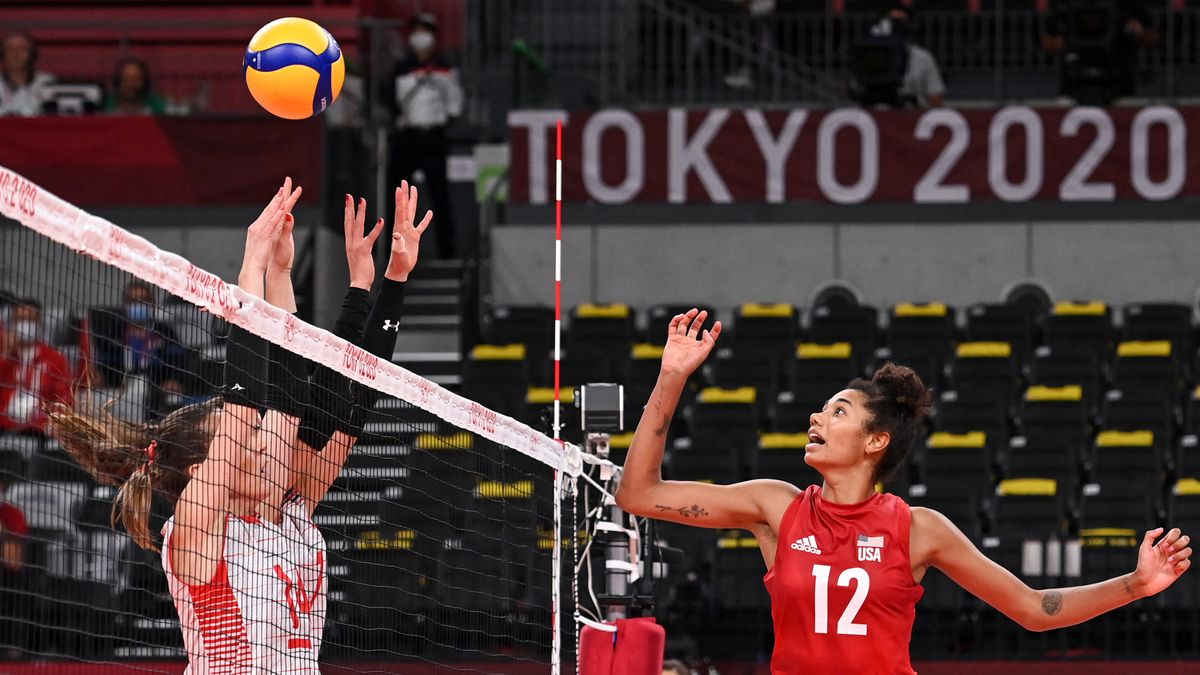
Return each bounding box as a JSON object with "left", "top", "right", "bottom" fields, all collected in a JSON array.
[
  {"left": 653, "top": 416, "right": 669, "bottom": 437},
  {"left": 656, "top": 504, "right": 708, "bottom": 519},
  {"left": 1121, "top": 576, "right": 1135, "bottom": 598},
  {"left": 1041, "top": 591, "right": 1063, "bottom": 616}
]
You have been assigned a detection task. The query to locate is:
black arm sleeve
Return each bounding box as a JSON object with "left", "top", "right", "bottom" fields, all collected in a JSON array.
[
  {"left": 297, "top": 287, "right": 371, "bottom": 450},
  {"left": 349, "top": 278, "right": 407, "bottom": 428},
  {"left": 223, "top": 325, "right": 268, "bottom": 409},
  {"left": 264, "top": 340, "right": 310, "bottom": 419}
]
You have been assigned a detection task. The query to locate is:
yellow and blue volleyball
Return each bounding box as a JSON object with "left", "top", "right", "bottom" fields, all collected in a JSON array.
[{"left": 243, "top": 17, "right": 344, "bottom": 120}]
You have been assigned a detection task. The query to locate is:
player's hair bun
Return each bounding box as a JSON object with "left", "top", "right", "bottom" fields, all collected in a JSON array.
[{"left": 872, "top": 362, "right": 933, "bottom": 420}]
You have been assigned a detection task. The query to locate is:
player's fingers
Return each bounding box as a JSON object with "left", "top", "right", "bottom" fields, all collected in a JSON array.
[
  {"left": 1162, "top": 527, "right": 1183, "bottom": 547},
  {"left": 1173, "top": 534, "right": 1191, "bottom": 552},
  {"left": 282, "top": 184, "right": 303, "bottom": 212},
  {"left": 408, "top": 182, "right": 419, "bottom": 222},
  {"left": 366, "top": 217, "right": 385, "bottom": 246},
  {"left": 343, "top": 194, "right": 356, "bottom": 236},
  {"left": 709, "top": 320, "right": 723, "bottom": 342},
  {"left": 1177, "top": 558, "right": 1192, "bottom": 574},
  {"left": 688, "top": 310, "right": 707, "bottom": 338},
  {"left": 416, "top": 210, "right": 433, "bottom": 235},
  {"left": 668, "top": 314, "right": 684, "bottom": 335},
  {"left": 395, "top": 184, "right": 406, "bottom": 227},
  {"left": 1170, "top": 547, "right": 1192, "bottom": 564},
  {"left": 355, "top": 197, "right": 367, "bottom": 233}
]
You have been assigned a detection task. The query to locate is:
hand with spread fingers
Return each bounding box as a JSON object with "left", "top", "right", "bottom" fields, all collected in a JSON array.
[
  {"left": 385, "top": 179, "right": 433, "bottom": 282},
  {"left": 242, "top": 177, "right": 302, "bottom": 282},
  {"left": 343, "top": 194, "right": 385, "bottom": 291},
  {"left": 1133, "top": 526, "right": 1192, "bottom": 597},
  {"left": 660, "top": 308, "right": 722, "bottom": 378}
]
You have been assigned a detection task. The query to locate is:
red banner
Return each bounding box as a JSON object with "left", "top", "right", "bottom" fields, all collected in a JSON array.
[
  {"left": 509, "top": 106, "right": 1198, "bottom": 205},
  {"left": 0, "top": 117, "right": 323, "bottom": 207}
]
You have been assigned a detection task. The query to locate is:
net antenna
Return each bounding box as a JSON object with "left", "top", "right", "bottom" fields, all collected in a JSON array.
[{"left": 551, "top": 116, "right": 565, "bottom": 673}]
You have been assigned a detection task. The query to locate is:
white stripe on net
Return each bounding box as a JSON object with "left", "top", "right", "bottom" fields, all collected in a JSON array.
[{"left": 0, "top": 164, "right": 585, "bottom": 477}]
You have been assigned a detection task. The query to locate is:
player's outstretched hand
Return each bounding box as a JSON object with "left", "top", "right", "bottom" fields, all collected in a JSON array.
[
  {"left": 244, "top": 177, "right": 301, "bottom": 277},
  {"left": 385, "top": 179, "right": 433, "bottom": 282},
  {"left": 343, "top": 194, "right": 385, "bottom": 290},
  {"left": 1133, "top": 526, "right": 1192, "bottom": 597},
  {"left": 660, "top": 308, "right": 722, "bottom": 378}
]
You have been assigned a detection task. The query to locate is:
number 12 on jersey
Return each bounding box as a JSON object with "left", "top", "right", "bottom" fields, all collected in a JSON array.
[{"left": 812, "top": 564, "right": 870, "bottom": 636}]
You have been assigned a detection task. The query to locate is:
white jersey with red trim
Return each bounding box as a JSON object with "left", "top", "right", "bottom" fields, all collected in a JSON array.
[{"left": 160, "top": 493, "right": 327, "bottom": 675}]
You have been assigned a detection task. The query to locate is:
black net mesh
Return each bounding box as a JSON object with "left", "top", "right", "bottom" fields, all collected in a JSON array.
[{"left": 0, "top": 216, "right": 572, "bottom": 673}]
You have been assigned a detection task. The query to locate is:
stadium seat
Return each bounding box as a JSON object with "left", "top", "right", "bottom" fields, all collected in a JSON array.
[
  {"left": 1077, "top": 484, "right": 1157, "bottom": 534},
  {"left": 886, "top": 302, "right": 957, "bottom": 387},
  {"left": 407, "top": 431, "right": 483, "bottom": 489},
  {"left": 933, "top": 390, "right": 1009, "bottom": 444},
  {"left": 945, "top": 341, "right": 1020, "bottom": 407},
  {"left": 1027, "top": 346, "right": 1102, "bottom": 411},
  {"left": 0, "top": 442, "right": 27, "bottom": 483},
  {"left": 705, "top": 348, "right": 782, "bottom": 410},
  {"left": 993, "top": 478, "right": 1067, "bottom": 539},
  {"left": 912, "top": 431, "right": 994, "bottom": 498},
  {"left": 752, "top": 433, "right": 822, "bottom": 487},
  {"left": 1043, "top": 301, "right": 1112, "bottom": 364},
  {"left": 908, "top": 489, "right": 984, "bottom": 539},
  {"left": 713, "top": 532, "right": 772, "bottom": 611},
  {"left": 567, "top": 303, "right": 636, "bottom": 370},
  {"left": 486, "top": 305, "right": 554, "bottom": 364},
  {"left": 337, "top": 530, "right": 435, "bottom": 654},
  {"left": 1017, "top": 384, "right": 1091, "bottom": 448},
  {"left": 31, "top": 441, "right": 94, "bottom": 484},
  {"left": 1005, "top": 435, "right": 1081, "bottom": 493},
  {"left": 731, "top": 303, "right": 800, "bottom": 365},
  {"left": 623, "top": 343, "right": 668, "bottom": 428},
  {"left": 667, "top": 436, "right": 741, "bottom": 483},
  {"left": 963, "top": 303, "right": 1035, "bottom": 365},
  {"left": 1111, "top": 340, "right": 1183, "bottom": 399},
  {"left": 377, "top": 485, "right": 458, "bottom": 543},
  {"left": 1162, "top": 479, "right": 1200, "bottom": 608},
  {"left": 462, "top": 343, "right": 528, "bottom": 417},
  {"left": 808, "top": 303, "right": 879, "bottom": 363},
  {"left": 1179, "top": 434, "right": 1200, "bottom": 479},
  {"left": 1121, "top": 302, "right": 1193, "bottom": 361},
  {"left": 771, "top": 392, "right": 814, "bottom": 433},
  {"left": 685, "top": 386, "right": 759, "bottom": 449},
  {"left": 1099, "top": 389, "right": 1175, "bottom": 441},
  {"left": 792, "top": 341, "right": 859, "bottom": 415},
  {"left": 1088, "top": 430, "right": 1165, "bottom": 492}
]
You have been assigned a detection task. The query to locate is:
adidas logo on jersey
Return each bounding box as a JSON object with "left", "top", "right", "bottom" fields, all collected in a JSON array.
[
  {"left": 857, "top": 534, "right": 884, "bottom": 562},
  {"left": 790, "top": 535, "right": 822, "bottom": 555}
]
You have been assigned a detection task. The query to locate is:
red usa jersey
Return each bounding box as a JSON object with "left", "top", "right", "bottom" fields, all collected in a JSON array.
[
  {"left": 161, "top": 492, "right": 327, "bottom": 675},
  {"left": 765, "top": 485, "right": 923, "bottom": 675}
]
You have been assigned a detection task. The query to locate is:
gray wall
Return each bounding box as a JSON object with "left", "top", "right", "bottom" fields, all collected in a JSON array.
[{"left": 491, "top": 221, "right": 1200, "bottom": 324}]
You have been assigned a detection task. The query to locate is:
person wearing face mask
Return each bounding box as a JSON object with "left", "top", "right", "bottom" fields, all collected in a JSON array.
[
  {"left": 90, "top": 281, "right": 196, "bottom": 418},
  {"left": 0, "top": 299, "right": 74, "bottom": 434},
  {"left": 386, "top": 13, "right": 462, "bottom": 259}
]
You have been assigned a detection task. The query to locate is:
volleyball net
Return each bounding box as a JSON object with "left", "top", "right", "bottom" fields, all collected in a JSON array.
[{"left": 0, "top": 165, "right": 618, "bottom": 672}]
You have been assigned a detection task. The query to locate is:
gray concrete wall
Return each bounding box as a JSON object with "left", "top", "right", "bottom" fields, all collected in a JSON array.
[{"left": 491, "top": 220, "right": 1200, "bottom": 324}]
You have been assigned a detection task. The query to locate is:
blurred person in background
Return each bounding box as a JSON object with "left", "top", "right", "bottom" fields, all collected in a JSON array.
[
  {"left": 387, "top": 12, "right": 461, "bottom": 259},
  {"left": 104, "top": 57, "right": 166, "bottom": 116},
  {"left": 91, "top": 281, "right": 195, "bottom": 418},
  {"left": 0, "top": 32, "right": 55, "bottom": 117},
  {"left": 1042, "top": 0, "right": 1156, "bottom": 105},
  {"left": 0, "top": 299, "right": 73, "bottom": 434},
  {"left": 851, "top": 2, "right": 945, "bottom": 108},
  {"left": 662, "top": 659, "right": 691, "bottom": 675},
  {"left": 0, "top": 471, "right": 27, "bottom": 659}
]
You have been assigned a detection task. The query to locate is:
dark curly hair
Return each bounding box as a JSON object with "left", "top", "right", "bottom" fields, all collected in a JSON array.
[{"left": 847, "top": 362, "right": 933, "bottom": 482}]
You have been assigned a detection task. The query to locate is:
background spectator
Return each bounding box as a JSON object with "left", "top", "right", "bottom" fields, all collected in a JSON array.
[
  {"left": 1042, "top": 0, "right": 1156, "bottom": 105},
  {"left": 0, "top": 472, "right": 26, "bottom": 659},
  {"left": 91, "top": 281, "right": 196, "bottom": 419},
  {"left": 103, "top": 57, "right": 165, "bottom": 116},
  {"left": 0, "top": 32, "right": 55, "bottom": 117},
  {"left": 387, "top": 12, "right": 462, "bottom": 259},
  {"left": 662, "top": 659, "right": 691, "bottom": 675},
  {"left": 0, "top": 299, "right": 73, "bottom": 434},
  {"left": 850, "top": 2, "right": 945, "bottom": 108}
]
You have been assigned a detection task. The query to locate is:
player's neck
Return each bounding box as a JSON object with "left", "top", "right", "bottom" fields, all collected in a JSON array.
[
  {"left": 818, "top": 471, "right": 876, "bottom": 506},
  {"left": 228, "top": 494, "right": 281, "bottom": 525}
]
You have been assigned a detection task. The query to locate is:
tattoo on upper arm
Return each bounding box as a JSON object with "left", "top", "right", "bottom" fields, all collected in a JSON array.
[
  {"left": 1041, "top": 591, "right": 1063, "bottom": 616},
  {"left": 655, "top": 504, "right": 708, "bottom": 519}
]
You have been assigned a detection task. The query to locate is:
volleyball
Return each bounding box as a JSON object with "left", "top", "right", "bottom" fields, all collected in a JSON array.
[{"left": 243, "top": 17, "right": 344, "bottom": 120}]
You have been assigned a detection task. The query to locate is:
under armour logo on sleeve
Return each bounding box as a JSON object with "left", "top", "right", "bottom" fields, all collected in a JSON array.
[
  {"left": 382, "top": 320, "right": 400, "bottom": 331},
  {"left": 231, "top": 383, "right": 245, "bottom": 391}
]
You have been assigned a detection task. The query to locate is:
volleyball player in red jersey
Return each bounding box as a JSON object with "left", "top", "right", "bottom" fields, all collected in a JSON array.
[
  {"left": 616, "top": 309, "right": 1193, "bottom": 675},
  {"left": 48, "top": 179, "right": 432, "bottom": 674}
]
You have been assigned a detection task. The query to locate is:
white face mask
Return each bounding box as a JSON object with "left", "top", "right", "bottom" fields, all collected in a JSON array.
[
  {"left": 11, "top": 320, "right": 39, "bottom": 344},
  {"left": 409, "top": 31, "right": 435, "bottom": 53}
]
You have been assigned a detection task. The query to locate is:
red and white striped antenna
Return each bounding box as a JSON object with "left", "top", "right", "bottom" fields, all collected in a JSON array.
[{"left": 550, "top": 117, "right": 564, "bottom": 674}]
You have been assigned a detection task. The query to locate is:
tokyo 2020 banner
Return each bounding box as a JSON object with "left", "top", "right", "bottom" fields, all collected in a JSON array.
[{"left": 509, "top": 106, "right": 1198, "bottom": 205}]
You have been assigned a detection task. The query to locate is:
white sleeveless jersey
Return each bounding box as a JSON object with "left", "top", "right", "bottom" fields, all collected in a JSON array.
[{"left": 160, "top": 492, "right": 327, "bottom": 675}]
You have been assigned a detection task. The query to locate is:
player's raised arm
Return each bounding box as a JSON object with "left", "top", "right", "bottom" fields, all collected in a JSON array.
[
  {"left": 615, "top": 309, "right": 798, "bottom": 530},
  {"left": 915, "top": 506, "right": 1192, "bottom": 632}
]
